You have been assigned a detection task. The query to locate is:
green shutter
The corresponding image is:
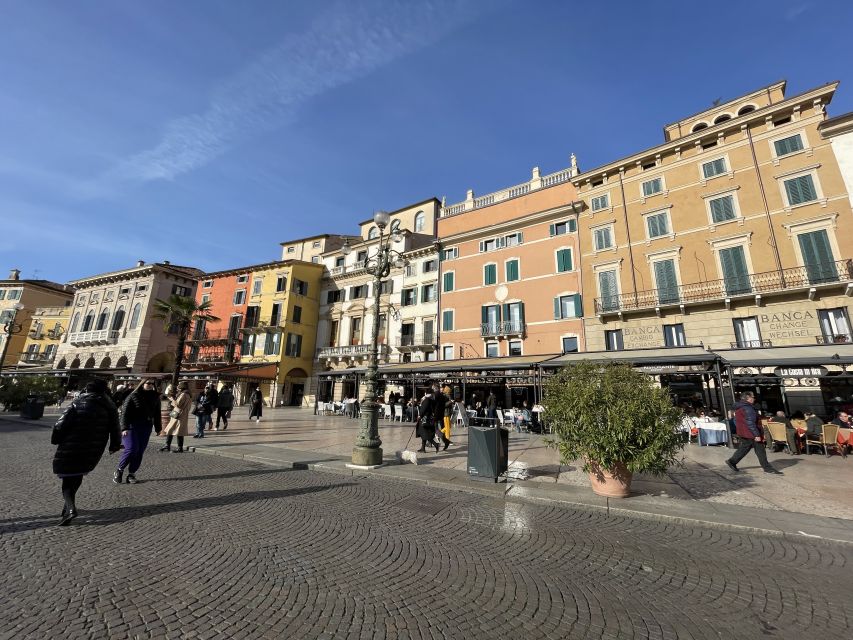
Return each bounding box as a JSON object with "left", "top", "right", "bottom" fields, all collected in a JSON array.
[
  {"left": 710, "top": 196, "right": 735, "bottom": 223},
  {"left": 719, "top": 246, "right": 751, "bottom": 295},
  {"left": 568, "top": 218, "right": 577, "bottom": 232},
  {"left": 481, "top": 306, "right": 488, "bottom": 324},
  {"left": 598, "top": 271, "right": 618, "bottom": 311},
  {"left": 443, "top": 272, "right": 454, "bottom": 292},
  {"left": 798, "top": 230, "right": 838, "bottom": 283},
  {"left": 572, "top": 294, "right": 583, "bottom": 318},
  {"left": 553, "top": 297, "right": 561, "bottom": 320},
  {"left": 442, "top": 310, "right": 453, "bottom": 331},
  {"left": 653, "top": 259, "right": 679, "bottom": 304},
  {"left": 556, "top": 249, "right": 573, "bottom": 273},
  {"left": 484, "top": 264, "right": 496, "bottom": 285},
  {"left": 785, "top": 175, "right": 817, "bottom": 205},
  {"left": 775, "top": 134, "right": 803, "bottom": 156},
  {"left": 506, "top": 260, "right": 518, "bottom": 281},
  {"left": 549, "top": 224, "right": 555, "bottom": 237}
]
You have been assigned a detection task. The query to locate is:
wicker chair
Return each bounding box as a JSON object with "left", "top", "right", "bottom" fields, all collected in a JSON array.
[
  {"left": 765, "top": 422, "right": 792, "bottom": 454},
  {"left": 805, "top": 424, "right": 841, "bottom": 457}
]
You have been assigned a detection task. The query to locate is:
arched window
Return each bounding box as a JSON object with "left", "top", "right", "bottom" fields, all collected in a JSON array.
[
  {"left": 129, "top": 303, "right": 142, "bottom": 329},
  {"left": 111, "top": 306, "right": 125, "bottom": 331},
  {"left": 414, "top": 211, "right": 425, "bottom": 232},
  {"left": 70, "top": 312, "right": 80, "bottom": 333},
  {"left": 56, "top": 358, "right": 67, "bottom": 370},
  {"left": 96, "top": 309, "right": 110, "bottom": 330},
  {"left": 82, "top": 311, "right": 95, "bottom": 332},
  {"left": 738, "top": 105, "right": 756, "bottom": 115},
  {"left": 368, "top": 226, "right": 379, "bottom": 239},
  {"left": 713, "top": 114, "right": 731, "bottom": 124},
  {"left": 691, "top": 122, "right": 708, "bottom": 133}
]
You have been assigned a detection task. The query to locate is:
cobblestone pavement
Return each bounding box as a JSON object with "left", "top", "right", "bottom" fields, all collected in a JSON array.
[{"left": 2, "top": 420, "right": 852, "bottom": 640}]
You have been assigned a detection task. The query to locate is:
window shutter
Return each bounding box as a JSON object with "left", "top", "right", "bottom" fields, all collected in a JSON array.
[
  {"left": 501, "top": 304, "right": 510, "bottom": 325},
  {"left": 479, "top": 241, "right": 484, "bottom": 253},
  {"left": 719, "top": 246, "right": 751, "bottom": 295},
  {"left": 549, "top": 224, "right": 556, "bottom": 237},
  {"left": 481, "top": 306, "right": 488, "bottom": 324},
  {"left": 518, "top": 232, "right": 523, "bottom": 244},
  {"left": 572, "top": 294, "right": 583, "bottom": 318},
  {"left": 519, "top": 302, "right": 525, "bottom": 324},
  {"left": 568, "top": 218, "right": 577, "bottom": 232},
  {"left": 654, "top": 259, "right": 679, "bottom": 304},
  {"left": 553, "top": 297, "right": 561, "bottom": 320},
  {"left": 798, "top": 230, "right": 838, "bottom": 283}
]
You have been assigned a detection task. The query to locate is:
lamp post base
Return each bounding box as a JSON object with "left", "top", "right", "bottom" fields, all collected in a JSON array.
[{"left": 351, "top": 445, "right": 383, "bottom": 468}]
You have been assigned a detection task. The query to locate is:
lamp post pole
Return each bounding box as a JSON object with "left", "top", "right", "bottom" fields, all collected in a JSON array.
[
  {"left": 347, "top": 212, "right": 407, "bottom": 468},
  {"left": 0, "top": 303, "right": 25, "bottom": 380}
]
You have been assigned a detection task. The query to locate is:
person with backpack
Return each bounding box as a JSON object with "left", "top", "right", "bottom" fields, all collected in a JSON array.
[
  {"left": 51, "top": 379, "right": 122, "bottom": 526},
  {"left": 113, "top": 378, "right": 161, "bottom": 484},
  {"left": 193, "top": 385, "right": 215, "bottom": 438}
]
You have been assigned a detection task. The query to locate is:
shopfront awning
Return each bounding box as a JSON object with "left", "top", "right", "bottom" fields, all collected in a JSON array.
[
  {"left": 543, "top": 345, "right": 718, "bottom": 369},
  {"left": 379, "top": 354, "right": 559, "bottom": 376},
  {"left": 318, "top": 368, "right": 366, "bottom": 379},
  {"left": 717, "top": 344, "right": 853, "bottom": 367}
]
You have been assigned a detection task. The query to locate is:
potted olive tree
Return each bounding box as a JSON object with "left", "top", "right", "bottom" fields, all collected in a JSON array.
[{"left": 544, "top": 361, "right": 684, "bottom": 498}]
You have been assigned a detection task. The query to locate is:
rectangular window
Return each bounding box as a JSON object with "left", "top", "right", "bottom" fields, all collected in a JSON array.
[
  {"left": 642, "top": 177, "right": 663, "bottom": 197},
  {"left": 285, "top": 333, "right": 303, "bottom": 357},
  {"left": 797, "top": 229, "right": 838, "bottom": 283},
  {"left": 598, "top": 270, "right": 618, "bottom": 311},
  {"left": 591, "top": 194, "right": 609, "bottom": 212},
  {"left": 350, "top": 284, "right": 368, "bottom": 299},
  {"left": 556, "top": 249, "right": 573, "bottom": 273},
  {"left": 44, "top": 344, "right": 57, "bottom": 360},
  {"left": 422, "top": 259, "right": 438, "bottom": 273},
  {"left": 172, "top": 285, "right": 191, "bottom": 297},
  {"left": 503, "top": 232, "right": 523, "bottom": 247},
  {"left": 604, "top": 329, "right": 624, "bottom": 351},
  {"left": 350, "top": 317, "right": 362, "bottom": 345},
  {"left": 0, "top": 290, "right": 5, "bottom": 300},
  {"left": 702, "top": 158, "right": 727, "bottom": 179},
  {"left": 233, "top": 290, "right": 246, "bottom": 305},
  {"left": 201, "top": 294, "right": 210, "bottom": 304},
  {"left": 442, "top": 345, "right": 454, "bottom": 360},
  {"left": 443, "top": 272, "right": 454, "bottom": 292},
  {"left": 252, "top": 279, "right": 263, "bottom": 295},
  {"left": 312, "top": 240, "right": 321, "bottom": 248},
  {"left": 483, "top": 264, "right": 497, "bottom": 286},
  {"left": 270, "top": 302, "right": 282, "bottom": 326},
  {"left": 244, "top": 306, "right": 260, "bottom": 328},
  {"left": 236, "top": 275, "right": 248, "bottom": 284},
  {"left": 378, "top": 280, "right": 394, "bottom": 294},
  {"left": 774, "top": 134, "right": 804, "bottom": 157},
  {"left": 276, "top": 275, "right": 287, "bottom": 292},
  {"left": 328, "top": 320, "right": 338, "bottom": 347},
  {"left": 653, "top": 259, "right": 679, "bottom": 304},
  {"left": 264, "top": 332, "right": 281, "bottom": 356},
  {"left": 335, "top": 256, "right": 345, "bottom": 268},
  {"left": 401, "top": 288, "right": 417, "bottom": 306},
  {"left": 423, "top": 319, "right": 434, "bottom": 344},
  {"left": 421, "top": 283, "right": 436, "bottom": 303},
  {"left": 136, "top": 285, "right": 147, "bottom": 292},
  {"left": 663, "top": 323, "right": 686, "bottom": 347},
  {"left": 202, "top": 280, "right": 212, "bottom": 289},
  {"left": 286, "top": 246, "right": 295, "bottom": 254},
  {"left": 505, "top": 259, "right": 519, "bottom": 282},
  {"left": 480, "top": 238, "right": 498, "bottom": 252},
  {"left": 485, "top": 342, "right": 499, "bottom": 358},
  {"left": 646, "top": 212, "right": 670, "bottom": 238},
  {"left": 442, "top": 309, "right": 454, "bottom": 331},
  {"left": 593, "top": 227, "right": 613, "bottom": 251},
  {"left": 326, "top": 290, "right": 342, "bottom": 304},
  {"left": 709, "top": 195, "right": 736, "bottom": 223},
  {"left": 508, "top": 340, "right": 522, "bottom": 356},
  {"left": 733, "top": 317, "right": 762, "bottom": 348},
  {"left": 784, "top": 174, "right": 818, "bottom": 206},
  {"left": 561, "top": 336, "right": 578, "bottom": 354},
  {"left": 549, "top": 219, "right": 577, "bottom": 236},
  {"left": 292, "top": 279, "right": 308, "bottom": 295},
  {"left": 442, "top": 247, "right": 458, "bottom": 261},
  {"left": 482, "top": 304, "right": 501, "bottom": 332},
  {"left": 242, "top": 333, "right": 256, "bottom": 357},
  {"left": 311, "top": 256, "right": 320, "bottom": 264},
  {"left": 554, "top": 294, "right": 582, "bottom": 319},
  {"left": 818, "top": 308, "right": 851, "bottom": 343},
  {"left": 719, "top": 245, "right": 751, "bottom": 295},
  {"left": 356, "top": 250, "right": 368, "bottom": 264},
  {"left": 405, "top": 263, "right": 417, "bottom": 277}
]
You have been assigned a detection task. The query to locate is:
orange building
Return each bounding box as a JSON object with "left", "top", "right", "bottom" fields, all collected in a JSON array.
[{"left": 437, "top": 164, "right": 583, "bottom": 360}]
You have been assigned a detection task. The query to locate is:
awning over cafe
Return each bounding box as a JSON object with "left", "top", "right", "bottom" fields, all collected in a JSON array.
[
  {"left": 542, "top": 345, "right": 718, "bottom": 369},
  {"left": 379, "top": 354, "right": 558, "bottom": 375},
  {"left": 717, "top": 344, "right": 853, "bottom": 367}
]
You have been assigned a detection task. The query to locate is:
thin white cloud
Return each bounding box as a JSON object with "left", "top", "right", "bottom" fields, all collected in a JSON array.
[
  {"left": 785, "top": 3, "right": 812, "bottom": 20},
  {"left": 109, "top": 0, "right": 489, "bottom": 184}
]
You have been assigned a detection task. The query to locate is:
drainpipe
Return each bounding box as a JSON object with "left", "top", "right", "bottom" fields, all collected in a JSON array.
[
  {"left": 434, "top": 241, "right": 443, "bottom": 361},
  {"left": 571, "top": 200, "right": 587, "bottom": 349},
  {"left": 746, "top": 125, "right": 785, "bottom": 286},
  {"left": 617, "top": 170, "right": 640, "bottom": 306}
]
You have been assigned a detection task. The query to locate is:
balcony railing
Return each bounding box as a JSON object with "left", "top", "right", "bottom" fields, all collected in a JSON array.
[
  {"left": 729, "top": 340, "right": 773, "bottom": 349},
  {"left": 20, "top": 352, "right": 55, "bottom": 364},
  {"left": 68, "top": 330, "right": 120, "bottom": 345},
  {"left": 594, "top": 260, "right": 853, "bottom": 314},
  {"left": 480, "top": 321, "right": 526, "bottom": 338},
  {"left": 317, "top": 344, "right": 390, "bottom": 358},
  {"left": 816, "top": 334, "right": 853, "bottom": 344},
  {"left": 187, "top": 329, "right": 241, "bottom": 342},
  {"left": 397, "top": 334, "right": 436, "bottom": 350}
]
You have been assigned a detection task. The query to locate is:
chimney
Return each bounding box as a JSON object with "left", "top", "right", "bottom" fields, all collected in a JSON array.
[
  {"left": 136, "top": 260, "right": 145, "bottom": 267},
  {"left": 8, "top": 268, "right": 20, "bottom": 280}
]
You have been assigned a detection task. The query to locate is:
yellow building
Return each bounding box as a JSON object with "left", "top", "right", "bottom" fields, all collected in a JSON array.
[
  {"left": 573, "top": 80, "right": 853, "bottom": 414},
  {"left": 238, "top": 260, "right": 325, "bottom": 406},
  {"left": 0, "top": 269, "right": 73, "bottom": 373},
  {"left": 17, "top": 306, "right": 72, "bottom": 369}
]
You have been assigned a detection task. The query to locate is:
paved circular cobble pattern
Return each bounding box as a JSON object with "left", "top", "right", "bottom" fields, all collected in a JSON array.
[{"left": 2, "top": 420, "right": 852, "bottom": 640}]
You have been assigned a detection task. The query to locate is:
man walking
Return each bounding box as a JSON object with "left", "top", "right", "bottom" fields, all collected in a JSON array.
[
  {"left": 215, "top": 384, "right": 234, "bottom": 430},
  {"left": 726, "top": 391, "right": 782, "bottom": 475},
  {"left": 486, "top": 391, "right": 497, "bottom": 422}
]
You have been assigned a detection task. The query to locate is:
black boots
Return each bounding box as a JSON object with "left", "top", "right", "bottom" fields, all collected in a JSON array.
[
  {"left": 126, "top": 474, "right": 138, "bottom": 484},
  {"left": 159, "top": 444, "right": 170, "bottom": 452},
  {"left": 113, "top": 469, "right": 123, "bottom": 484},
  {"left": 58, "top": 507, "right": 77, "bottom": 526}
]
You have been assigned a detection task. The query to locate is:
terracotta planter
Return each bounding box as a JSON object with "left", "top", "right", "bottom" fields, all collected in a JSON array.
[{"left": 587, "top": 460, "right": 633, "bottom": 498}]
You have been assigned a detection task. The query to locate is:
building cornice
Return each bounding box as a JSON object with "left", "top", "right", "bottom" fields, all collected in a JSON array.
[
  {"left": 356, "top": 197, "right": 441, "bottom": 225},
  {"left": 69, "top": 263, "right": 203, "bottom": 288},
  {"left": 0, "top": 280, "right": 73, "bottom": 296},
  {"left": 202, "top": 259, "right": 324, "bottom": 279},
  {"left": 440, "top": 201, "right": 581, "bottom": 244},
  {"left": 819, "top": 111, "right": 853, "bottom": 138}
]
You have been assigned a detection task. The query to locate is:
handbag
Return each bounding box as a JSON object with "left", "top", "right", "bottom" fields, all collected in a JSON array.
[{"left": 169, "top": 408, "right": 181, "bottom": 419}]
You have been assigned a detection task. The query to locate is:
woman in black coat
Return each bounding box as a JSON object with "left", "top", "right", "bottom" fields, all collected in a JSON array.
[
  {"left": 113, "top": 379, "right": 161, "bottom": 484},
  {"left": 249, "top": 387, "right": 264, "bottom": 422},
  {"left": 51, "top": 379, "right": 121, "bottom": 526}
]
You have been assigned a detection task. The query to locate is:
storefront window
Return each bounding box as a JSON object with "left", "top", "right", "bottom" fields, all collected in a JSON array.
[{"left": 818, "top": 308, "right": 851, "bottom": 343}]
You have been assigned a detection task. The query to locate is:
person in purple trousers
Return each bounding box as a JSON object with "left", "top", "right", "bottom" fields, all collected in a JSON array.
[{"left": 113, "top": 379, "right": 161, "bottom": 485}]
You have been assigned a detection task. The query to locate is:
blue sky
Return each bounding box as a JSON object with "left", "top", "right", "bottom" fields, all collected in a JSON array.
[{"left": 2, "top": 0, "right": 852, "bottom": 283}]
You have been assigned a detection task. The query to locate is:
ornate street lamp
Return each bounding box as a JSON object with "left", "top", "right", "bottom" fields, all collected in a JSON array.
[
  {"left": 343, "top": 211, "right": 408, "bottom": 468},
  {"left": 0, "top": 303, "right": 25, "bottom": 379}
]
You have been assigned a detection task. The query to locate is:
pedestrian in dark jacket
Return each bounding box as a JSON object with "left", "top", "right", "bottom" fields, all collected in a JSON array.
[
  {"left": 417, "top": 391, "right": 439, "bottom": 453},
  {"left": 249, "top": 388, "right": 264, "bottom": 422},
  {"left": 725, "top": 392, "right": 782, "bottom": 474},
  {"left": 215, "top": 384, "right": 234, "bottom": 430},
  {"left": 433, "top": 385, "right": 452, "bottom": 450},
  {"left": 193, "top": 386, "right": 215, "bottom": 438},
  {"left": 486, "top": 391, "right": 498, "bottom": 421},
  {"left": 51, "top": 379, "right": 121, "bottom": 526},
  {"left": 113, "top": 379, "right": 161, "bottom": 485}
]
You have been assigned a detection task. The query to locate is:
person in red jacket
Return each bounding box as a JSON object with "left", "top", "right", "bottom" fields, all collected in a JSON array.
[{"left": 726, "top": 391, "right": 783, "bottom": 474}]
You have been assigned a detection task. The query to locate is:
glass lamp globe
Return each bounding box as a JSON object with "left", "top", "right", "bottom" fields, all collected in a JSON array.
[{"left": 373, "top": 210, "right": 391, "bottom": 228}]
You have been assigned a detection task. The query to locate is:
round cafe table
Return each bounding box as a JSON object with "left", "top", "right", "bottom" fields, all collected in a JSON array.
[
  {"left": 698, "top": 421, "right": 729, "bottom": 446},
  {"left": 838, "top": 427, "right": 853, "bottom": 448}
]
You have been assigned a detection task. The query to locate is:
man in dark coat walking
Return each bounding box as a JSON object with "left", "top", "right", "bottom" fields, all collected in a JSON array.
[
  {"left": 726, "top": 391, "right": 782, "bottom": 475},
  {"left": 416, "top": 390, "right": 440, "bottom": 453},
  {"left": 486, "top": 391, "right": 498, "bottom": 422},
  {"left": 52, "top": 379, "right": 122, "bottom": 525},
  {"left": 215, "top": 384, "right": 234, "bottom": 430}
]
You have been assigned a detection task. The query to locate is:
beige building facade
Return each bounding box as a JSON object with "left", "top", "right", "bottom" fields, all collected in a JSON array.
[
  {"left": 573, "top": 80, "right": 853, "bottom": 414},
  {"left": 18, "top": 305, "right": 72, "bottom": 368}
]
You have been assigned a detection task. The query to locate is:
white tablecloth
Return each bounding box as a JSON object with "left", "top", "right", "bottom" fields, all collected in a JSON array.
[{"left": 698, "top": 421, "right": 728, "bottom": 445}]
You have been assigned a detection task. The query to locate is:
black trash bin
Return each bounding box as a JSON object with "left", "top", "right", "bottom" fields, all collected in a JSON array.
[
  {"left": 20, "top": 396, "right": 46, "bottom": 420},
  {"left": 467, "top": 420, "right": 509, "bottom": 483}
]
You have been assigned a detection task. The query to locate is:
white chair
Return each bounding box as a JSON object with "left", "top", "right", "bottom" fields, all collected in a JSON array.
[
  {"left": 394, "top": 405, "right": 404, "bottom": 422},
  {"left": 381, "top": 404, "right": 391, "bottom": 420},
  {"left": 502, "top": 409, "right": 515, "bottom": 427}
]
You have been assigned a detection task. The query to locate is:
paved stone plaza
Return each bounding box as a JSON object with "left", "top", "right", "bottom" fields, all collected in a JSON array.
[{"left": 2, "top": 418, "right": 853, "bottom": 640}]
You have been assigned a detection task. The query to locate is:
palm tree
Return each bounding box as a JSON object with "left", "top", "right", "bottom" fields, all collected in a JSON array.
[{"left": 152, "top": 295, "right": 220, "bottom": 394}]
